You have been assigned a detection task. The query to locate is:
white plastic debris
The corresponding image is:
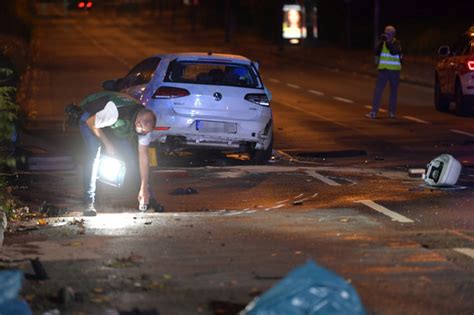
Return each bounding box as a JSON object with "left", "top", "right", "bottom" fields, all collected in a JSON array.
[{"left": 424, "top": 154, "right": 462, "bottom": 187}]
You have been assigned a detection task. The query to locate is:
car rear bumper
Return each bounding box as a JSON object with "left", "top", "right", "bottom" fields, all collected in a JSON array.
[
  {"left": 151, "top": 118, "right": 272, "bottom": 150},
  {"left": 460, "top": 72, "right": 474, "bottom": 95}
]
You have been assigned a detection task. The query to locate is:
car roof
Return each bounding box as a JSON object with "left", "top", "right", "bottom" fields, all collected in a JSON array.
[{"left": 154, "top": 52, "right": 252, "bottom": 64}]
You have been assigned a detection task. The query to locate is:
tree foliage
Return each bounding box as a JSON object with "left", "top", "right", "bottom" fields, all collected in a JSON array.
[{"left": 0, "top": 66, "right": 19, "bottom": 215}]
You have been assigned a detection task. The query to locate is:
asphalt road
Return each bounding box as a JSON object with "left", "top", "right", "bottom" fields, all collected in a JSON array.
[{"left": 3, "top": 3, "right": 474, "bottom": 315}]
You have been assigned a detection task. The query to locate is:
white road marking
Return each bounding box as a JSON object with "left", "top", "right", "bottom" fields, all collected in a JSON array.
[
  {"left": 287, "top": 83, "right": 301, "bottom": 89},
  {"left": 269, "top": 78, "right": 281, "bottom": 83},
  {"left": 403, "top": 116, "right": 430, "bottom": 124},
  {"left": 73, "top": 27, "right": 131, "bottom": 68},
  {"left": 224, "top": 211, "right": 244, "bottom": 216},
  {"left": 364, "top": 105, "right": 386, "bottom": 113},
  {"left": 292, "top": 197, "right": 310, "bottom": 204},
  {"left": 308, "top": 89, "right": 325, "bottom": 96},
  {"left": 333, "top": 96, "right": 354, "bottom": 104},
  {"left": 451, "top": 129, "right": 474, "bottom": 138},
  {"left": 276, "top": 199, "right": 289, "bottom": 204},
  {"left": 245, "top": 210, "right": 257, "bottom": 214},
  {"left": 305, "top": 170, "right": 341, "bottom": 186},
  {"left": 454, "top": 248, "right": 474, "bottom": 259},
  {"left": 311, "top": 192, "right": 319, "bottom": 198},
  {"left": 264, "top": 204, "right": 285, "bottom": 211},
  {"left": 355, "top": 200, "right": 414, "bottom": 223},
  {"left": 293, "top": 193, "right": 304, "bottom": 199}
]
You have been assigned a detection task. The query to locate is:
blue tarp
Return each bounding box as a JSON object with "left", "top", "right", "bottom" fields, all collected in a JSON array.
[
  {"left": 242, "top": 260, "right": 366, "bottom": 315},
  {"left": 0, "top": 270, "right": 33, "bottom": 315}
]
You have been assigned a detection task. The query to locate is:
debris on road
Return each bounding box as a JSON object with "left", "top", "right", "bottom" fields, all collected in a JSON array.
[
  {"left": 424, "top": 154, "right": 461, "bottom": 187},
  {"left": 26, "top": 258, "right": 49, "bottom": 281},
  {"left": 169, "top": 187, "right": 198, "bottom": 195},
  {"left": 39, "top": 201, "right": 68, "bottom": 217},
  {"left": 104, "top": 253, "right": 144, "bottom": 269},
  {"left": 241, "top": 260, "right": 366, "bottom": 315}
]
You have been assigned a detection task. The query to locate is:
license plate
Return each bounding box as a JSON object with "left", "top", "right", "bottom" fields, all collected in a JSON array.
[{"left": 196, "top": 121, "right": 237, "bottom": 133}]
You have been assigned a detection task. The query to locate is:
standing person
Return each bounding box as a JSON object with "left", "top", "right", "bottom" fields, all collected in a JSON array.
[
  {"left": 366, "top": 25, "right": 402, "bottom": 119},
  {"left": 79, "top": 91, "right": 156, "bottom": 216}
]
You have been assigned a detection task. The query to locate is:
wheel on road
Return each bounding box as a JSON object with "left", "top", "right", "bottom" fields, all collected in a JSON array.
[
  {"left": 455, "top": 81, "right": 471, "bottom": 116},
  {"left": 249, "top": 134, "right": 273, "bottom": 164},
  {"left": 434, "top": 76, "right": 450, "bottom": 112}
]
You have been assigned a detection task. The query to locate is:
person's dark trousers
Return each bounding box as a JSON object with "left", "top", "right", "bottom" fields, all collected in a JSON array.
[
  {"left": 79, "top": 112, "right": 101, "bottom": 205},
  {"left": 79, "top": 112, "right": 141, "bottom": 205},
  {"left": 371, "top": 69, "right": 400, "bottom": 115}
]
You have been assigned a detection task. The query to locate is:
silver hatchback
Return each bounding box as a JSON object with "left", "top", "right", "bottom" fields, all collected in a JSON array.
[{"left": 103, "top": 52, "right": 273, "bottom": 163}]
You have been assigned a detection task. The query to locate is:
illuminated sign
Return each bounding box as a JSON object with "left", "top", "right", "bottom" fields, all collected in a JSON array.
[{"left": 282, "top": 4, "right": 307, "bottom": 41}]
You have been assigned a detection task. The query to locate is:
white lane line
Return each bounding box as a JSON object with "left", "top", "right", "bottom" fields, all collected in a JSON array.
[
  {"left": 287, "top": 83, "right": 301, "bottom": 89},
  {"left": 364, "top": 105, "right": 386, "bottom": 113},
  {"left": 454, "top": 248, "right": 474, "bottom": 259},
  {"left": 245, "top": 210, "right": 257, "bottom": 214},
  {"left": 276, "top": 199, "right": 289, "bottom": 204},
  {"left": 264, "top": 204, "right": 285, "bottom": 211},
  {"left": 333, "top": 96, "right": 354, "bottom": 104},
  {"left": 293, "top": 193, "right": 304, "bottom": 199},
  {"left": 311, "top": 192, "right": 319, "bottom": 198},
  {"left": 269, "top": 78, "right": 281, "bottom": 83},
  {"left": 73, "top": 27, "right": 131, "bottom": 68},
  {"left": 305, "top": 170, "right": 341, "bottom": 186},
  {"left": 224, "top": 211, "right": 244, "bottom": 216},
  {"left": 451, "top": 129, "right": 474, "bottom": 138},
  {"left": 355, "top": 200, "right": 414, "bottom": 223},
  {"left": 403, "top": 116, "right": 430, "bottom": 124},
  {"left": 308, "top": 89, "right": 325, "bottom": 96}
]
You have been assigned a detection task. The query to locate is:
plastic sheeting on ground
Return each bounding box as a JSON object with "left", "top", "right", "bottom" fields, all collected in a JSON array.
[
  {"left": 0, "top": 270, "right": 33, "bottom": 315},
  {"left": 241, "top": 260, "right": 366, "bottom": 315}
]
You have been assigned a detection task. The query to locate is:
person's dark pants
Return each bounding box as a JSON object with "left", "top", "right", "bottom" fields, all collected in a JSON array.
[
  {"left": 371, "top": 69, "right": 400, "bottom": 115},
  {"left": 79, "top": 112, "right": 138, "bottom": 205}
]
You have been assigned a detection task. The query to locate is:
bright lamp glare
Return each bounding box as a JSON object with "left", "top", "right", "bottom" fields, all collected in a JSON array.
[{"left": 97, "top": 156, "right": 126, "bottom": 187}]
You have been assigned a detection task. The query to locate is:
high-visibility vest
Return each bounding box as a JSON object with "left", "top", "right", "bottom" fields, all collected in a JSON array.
[{"left": 378, "top": 42, "right": 401, "bottom": 71}]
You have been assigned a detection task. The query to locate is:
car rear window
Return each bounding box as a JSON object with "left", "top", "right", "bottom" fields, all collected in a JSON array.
[{"left": 164, "top": 60, "right": 260, "bottom": 88}]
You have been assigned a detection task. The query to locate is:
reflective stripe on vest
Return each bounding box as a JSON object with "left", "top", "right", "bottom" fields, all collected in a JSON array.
[{"left": 378, "top": 42, "right": 401, "bottom": 70}]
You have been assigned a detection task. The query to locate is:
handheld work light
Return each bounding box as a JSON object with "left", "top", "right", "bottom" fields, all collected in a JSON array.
[{"left": 97, "top": 155, "right": 126, "bottom": 188}]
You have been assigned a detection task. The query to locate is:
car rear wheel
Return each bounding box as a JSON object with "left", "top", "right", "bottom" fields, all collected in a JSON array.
[
  {"left": 434, "top": 76, "right": 450, "bottom": 112},
  {"left": 249, "top": 135, "right": 273, "bottom": 164},
  {"left": 455, "top": 81, "right": 470, "bottom": 116}
]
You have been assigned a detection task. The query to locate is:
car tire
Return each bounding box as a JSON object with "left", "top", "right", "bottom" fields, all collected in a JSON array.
[
  {"left": 455, "top": 81, "right": 470, "bottom": 116},
  {"left": 249, "top": 134, "right": 273, "bottom": 164},
  {"left": 434, "top": 76, "right": 450, "bottom": 112}
]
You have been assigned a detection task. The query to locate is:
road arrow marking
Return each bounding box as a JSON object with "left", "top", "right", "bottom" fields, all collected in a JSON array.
[{"left": 355, "top": 200, "right": 414, "bottom": 223}]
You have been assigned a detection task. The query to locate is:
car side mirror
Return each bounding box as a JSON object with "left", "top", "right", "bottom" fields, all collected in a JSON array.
[
  {"left": 438, "top": 46, "right": 450, "bottom": 57},
  {"left": 102, "top": 79, "right": 118, "bottom": 91}
]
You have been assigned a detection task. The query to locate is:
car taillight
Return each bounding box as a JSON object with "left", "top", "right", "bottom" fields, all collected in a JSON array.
[
  {"left": 86, "top": 1, "right": 93, "bottom": 8},
  {"left": 245, "top": 93, "right": 269, "bottom": 106},
  {"left": 153, "top": 86, "right": 190, "bottom": 99},
  {"left": 468, "top": 61, "right": 474, "bottom": 71},
  {"left": 77, "top": 2, "right": 85, "bottom": 8}
]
